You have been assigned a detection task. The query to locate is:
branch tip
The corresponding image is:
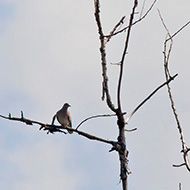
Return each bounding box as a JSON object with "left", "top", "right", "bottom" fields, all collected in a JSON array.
[
  {"left": 125, "top": 128, "right": 137, "bottom": 132},
  {"left": 21, "top": 111, "right": 24, "bottom": 118}
]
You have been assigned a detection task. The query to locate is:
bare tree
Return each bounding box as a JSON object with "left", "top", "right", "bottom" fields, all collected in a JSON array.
[{"left": 0, "top": 1, "right": 190, "bottom": 190}]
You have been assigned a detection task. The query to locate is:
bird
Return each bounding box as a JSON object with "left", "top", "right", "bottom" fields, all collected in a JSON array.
[{"left": 55, "top": 103, "right": 73, "bottom": 134}]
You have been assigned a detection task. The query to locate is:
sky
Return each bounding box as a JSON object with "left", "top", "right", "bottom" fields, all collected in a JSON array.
[{"left": 0, "top": 0, "right": 190, "bottom": 189}]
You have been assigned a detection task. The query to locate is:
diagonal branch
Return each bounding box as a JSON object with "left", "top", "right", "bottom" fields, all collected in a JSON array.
[
  {"left": 105, "top": 0, "right": 157, "bottom": 38},
  {"left": 104, "top": 16, "right": 126, "bottom": 45},
  {"left": 125, "top": 74, "right": 178, "bottom": 124},
  {"left": 139, "top": 0, "right": 147, "bottom": 19},
  {"left": 166, "top": 21, "right": 190, "bottom": 42}
]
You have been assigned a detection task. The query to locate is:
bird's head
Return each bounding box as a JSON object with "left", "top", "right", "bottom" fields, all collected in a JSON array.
[{"left": 63, "top": 103, "right": 71, "bottom": 108}]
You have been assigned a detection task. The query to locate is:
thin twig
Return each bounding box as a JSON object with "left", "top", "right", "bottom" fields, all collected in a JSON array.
[
  {"left": 158, "top": 9, "right": 173, "bottom": 78},
  {"left": 173, "top": 163, "right": 186, "bottom": 168},
  {"left": 105, "top": 0, "right": 157, "bottom": 38},
  {"left": 139, "top": 0, "right": 146, "bottom": 18},
  {"left": 125, "top": 128, "right": 137, "bottom": 132},
  {"left": 167, "top": 21, "right": 190, "bottom": 42},
  {"left": 104, "top": 16, "right": 126, "bottom": 45},
  {"left": 76, "top": 113, "right": 117, "bottom": 130},
  {"left": 125, "top": 74, "right": 178, "bottom": 124},
  {"left": 110, "top": 62, "right": 121, "bottom": 66},
  {"left": 117, "top": 0, "right": 138, "bottom": 111},
  {"left": 0, "top": 112, "right": 41, "bottom": 126}
]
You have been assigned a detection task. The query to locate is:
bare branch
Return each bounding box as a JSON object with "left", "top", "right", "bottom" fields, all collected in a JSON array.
[
  {"left": 51, "top": 114, "right": 56, "bottom": 125},
  {"left": 94, "top": 0, "right": 116, "bottom": 112},
  {"left": 0, "top": 113, "right": 118, "bottom": 146},
  {"left": 159, "top": 11, "right": 190, "bottom": 172},
  {"left": 179, "top": 183, "right": 182, "bottom": 190},
  {"left": 105, "top": 0, "right": 157, "bottom": 38},
  {"left": 110, "top": 62, "right": 121, "bottom": 66},
  {"left": 125, "top": 74, "right": 178, "bottom": 124},
  {"left": 139, "top": 0, "right": 146, "bottom": 18},
  {"left": 167, "top": 21, "right": 190, "bottom": 42},
  {"left": 117, "top": 0, "right": 138, "bottom": 111},
  {"left": 158, "top": 9, "right": 173, "bottom": 78},
  {"left": 104, "top": 16, "right": 126, "bottom": 45},
  {"left": 125, "top": 128, "right": 137, "bottom": 132},
  {"left": 76, "top": 113, "right": 117, "bottom": 130},
  {"left": 74, "top": 129, "right": 116, "bottom": 145},
  {"left": 0, "top": 112, "right": 40, "bottom": 126},
  {"left": 173, "top": 163, "right": 186, "bottom": 168}
]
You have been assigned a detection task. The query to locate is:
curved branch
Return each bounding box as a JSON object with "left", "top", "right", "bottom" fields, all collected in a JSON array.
[
  {"left": 173, "top": 148, "right": 190, "bottom": 172},
  {"left": 125, "top": 128, "right": 137, "bottom": 132},
  {"left": 183, "top": 149, "right": 190, "bottom": 172},
  {"left": 173, "top": 163, "right": 186, "bottom": 168},
  {"left": 76, "top": 113, "right": 117, "bottom": 130}
]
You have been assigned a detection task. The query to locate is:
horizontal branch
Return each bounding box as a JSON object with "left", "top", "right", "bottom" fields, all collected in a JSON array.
[
  {"left": 0, "top": 112, "right": 117, "bottom": 147},
  {"left": 0, "top": 112, "right": 42, "bottom": 126},
  {"left": 173, "top": 163, "right": 186, "bottom": 168}
]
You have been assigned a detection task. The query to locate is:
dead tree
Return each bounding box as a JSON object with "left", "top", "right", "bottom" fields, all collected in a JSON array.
[{"left": 0, "top": 1, "right": 190, "bottom": 190}]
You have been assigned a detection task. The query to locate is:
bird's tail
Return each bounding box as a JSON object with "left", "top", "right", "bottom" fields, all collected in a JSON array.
[{"left": 67, "top": 127, "right": 73, "bottom": 134}]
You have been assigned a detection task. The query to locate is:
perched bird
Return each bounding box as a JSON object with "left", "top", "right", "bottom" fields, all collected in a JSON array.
[{"left": 55, "top": 103, "right": 73, "bottom": 134}]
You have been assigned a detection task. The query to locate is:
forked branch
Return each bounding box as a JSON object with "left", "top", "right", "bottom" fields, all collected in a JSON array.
[
  {"left": 94, "top": 0, "right": 116, "bottom": 112},
  {"left": 159, "top": 10, "right": 190, "bottom": 172},
  {"left": 105, "top": 0, "right": 157, "bottom": 38},
  {"left": 104, "top": 16, "right": 126, "bottom": 45}
]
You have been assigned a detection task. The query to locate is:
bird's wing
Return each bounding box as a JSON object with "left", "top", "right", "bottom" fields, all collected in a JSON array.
[{"left": 67, "top": 112, "right": 72, "bottom": 128}]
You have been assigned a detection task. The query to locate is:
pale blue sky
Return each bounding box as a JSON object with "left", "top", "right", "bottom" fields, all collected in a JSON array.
[{"left": 0, "top": 0, "right": 190, "bottom": 190}]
